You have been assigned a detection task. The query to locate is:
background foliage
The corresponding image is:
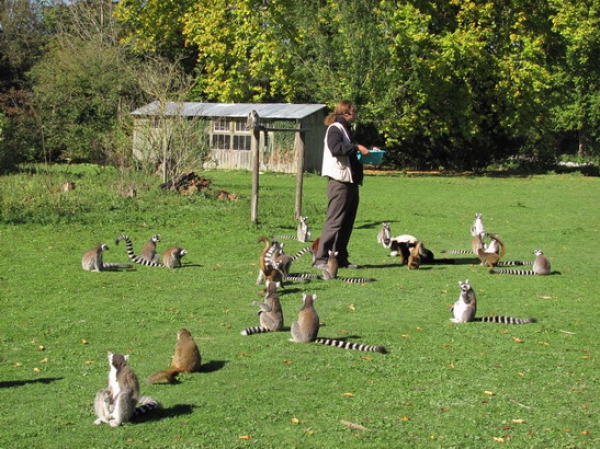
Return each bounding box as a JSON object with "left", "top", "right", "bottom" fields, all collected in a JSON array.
[{"left": 2, "top": 0, "right": 600, "bottom": 171}]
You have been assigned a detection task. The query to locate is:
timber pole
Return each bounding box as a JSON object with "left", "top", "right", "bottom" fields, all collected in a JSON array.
[
  {"left": 251, "top": 126, "right": 260, "bottom": 224},
  {"left": 294, "top": 125, "right": 306, "bottom": 219}
]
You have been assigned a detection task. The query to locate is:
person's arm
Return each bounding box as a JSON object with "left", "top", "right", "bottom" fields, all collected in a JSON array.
[{"left": 327, "top": 126, "right": 370, "bottom": 156}]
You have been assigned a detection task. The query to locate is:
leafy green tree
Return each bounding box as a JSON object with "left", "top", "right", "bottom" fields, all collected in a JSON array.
[
  {"left": 549, "top": 0, "right": 600, "bottom": 157},
  {"left": 28, "top": 0, "right": 138, "bottom": 162}
]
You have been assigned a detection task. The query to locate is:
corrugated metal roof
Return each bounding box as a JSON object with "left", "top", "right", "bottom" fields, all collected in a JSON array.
[{"left": 131, "top": 102, "right": 326, "bottom": 119}]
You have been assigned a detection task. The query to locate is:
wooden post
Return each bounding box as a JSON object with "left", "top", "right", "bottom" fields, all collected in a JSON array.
[
  {"left": 294, "top": 124, "right": 306, "bottom": 219},
  {"left": 250, "top": 126, "right": 260, "bottom": 224}
]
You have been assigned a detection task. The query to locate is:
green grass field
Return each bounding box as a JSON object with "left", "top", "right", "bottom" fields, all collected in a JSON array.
[{"left": 1, "top": 165, "right": 599, "bottom": 448}]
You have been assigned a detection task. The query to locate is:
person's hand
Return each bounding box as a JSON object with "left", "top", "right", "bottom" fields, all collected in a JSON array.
[{"left": 357, "top": 144, "right": 370, "bottom": 156}]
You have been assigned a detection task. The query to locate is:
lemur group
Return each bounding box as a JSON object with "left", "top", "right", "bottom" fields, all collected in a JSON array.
[{"left": 82, "top": 213, "right": 552, "bottom": 427}]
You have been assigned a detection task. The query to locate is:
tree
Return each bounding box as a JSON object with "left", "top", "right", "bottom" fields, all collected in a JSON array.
[
  {"left": 28, "top": 0, "right": 138, "bottom": 162},
  {"left": 549, "top": 0, "right": 600, "bottom": 157}
]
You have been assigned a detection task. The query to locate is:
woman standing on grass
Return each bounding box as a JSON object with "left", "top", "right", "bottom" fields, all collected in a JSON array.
[{"left": 313, "top": 100, "right": 378, "bottom": 269}]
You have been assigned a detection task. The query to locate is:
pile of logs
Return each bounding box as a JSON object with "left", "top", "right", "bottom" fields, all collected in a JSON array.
[{"left": 160, "top": 171, "right": 239, "bottom": 200}]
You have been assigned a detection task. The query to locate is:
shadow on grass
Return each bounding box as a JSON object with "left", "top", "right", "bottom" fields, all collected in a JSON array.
[
  {"left": 199, "top": 360, "right": 227, "bottom": 374},
  {"left": 135, "top": 403, "right": 197, "bottom": 423},
  {"left": 0, "top": 377, "right": 64, "bottom": 388}
]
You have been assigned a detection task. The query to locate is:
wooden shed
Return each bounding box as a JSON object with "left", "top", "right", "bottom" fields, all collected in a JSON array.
[{"left": 130, "top": 102, "right": 327, "bottom": 173}]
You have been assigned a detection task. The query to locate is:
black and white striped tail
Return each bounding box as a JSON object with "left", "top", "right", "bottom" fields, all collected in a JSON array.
[
  {"left": 285, "top": 272, "right": 320, "bottom": 282},
  {"left": 496, "top": 260, "right": 534, "bottom": 266},
  {"left": 315, "top": 338, "right": 387, "bottom": 353},
  {"left": 336, "top": 276, "right": 375, "bottom": 284},
  {"left": 489, "top": 268, "right": 536, "bottom": 275},
  {"left": 240, "top": 325, "right": 274, "bottom": 336},
  {"left": 101, "top": 262, "right": 134, "bottom": 270},
  {"left": 291, "top": 247, "right": 314, "bottom": 261},
  {"left": 116, "top": 235, "right": 162, "bottom": 267},
  {"left": 134, "top": 396, "right": 160, "bottom": 417},
  {"left": 475, "top": 316, "right": 537, "bottom": 324},
  {"left": 440, "top": 249, "right": 474, "bottom": 254},
  {"left": 272, "top": 235, "right": 299, "bottom": 241}
]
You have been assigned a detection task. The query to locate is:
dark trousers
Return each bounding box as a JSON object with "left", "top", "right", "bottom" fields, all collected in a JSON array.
[{"left": 315, "top": 179, "right": 359, "bottom": 264}]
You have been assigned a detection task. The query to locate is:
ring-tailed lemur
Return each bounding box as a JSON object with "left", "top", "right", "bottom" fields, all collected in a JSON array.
[
  {"left": 94, "top": 353, "right": 160, "bottom": 426},
  {"left": 140, "top": 234, "right": 161, "bottom": 264},
  {"left": 320, "top": 250, "right": 375, "bottom": 284},
  {"left": 490, "top": 249, "right": 551, "bottom": 275},
  {"left": 241, "top": 281, "right": 284, "bottom": 336},
  {"left": 377, "top": 221, "right": 392, "bottom": 249},
  {"left": 290, "top": 294, "right": 387, "bottom": 353},
  {"left": 273, "top": 216, "right": 313, "bottom": 243},
  {"left": 116, "top": 235, "right": 187, "bottom": 268},
  {"left": 450, "top": 280, "right": 536, "bottom": 324},
  {"left": 82, "top": 244, "right": 133, "bottom": 272},
  {"left": 470, "top": 213, "right": 486, "bottom": 237}
]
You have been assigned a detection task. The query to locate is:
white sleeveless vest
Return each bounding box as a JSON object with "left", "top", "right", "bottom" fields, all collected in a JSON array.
[{"left": 321, "top": 122, "right": 353, "bottom": 183}]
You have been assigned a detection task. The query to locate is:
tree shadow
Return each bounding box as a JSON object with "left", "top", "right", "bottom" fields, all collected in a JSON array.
[{"left": 0, "top": 377, "right": 64, "bottom": 388}]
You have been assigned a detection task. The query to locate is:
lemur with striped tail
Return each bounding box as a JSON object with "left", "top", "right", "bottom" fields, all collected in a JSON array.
[
  {"left": 116, "top": 235, "right": 187, "bottom": 268},
  {"left": 82, "top": 244, "right": 133, "bottom": 272},
  {"left": 490, "top": 249, "right": 551, "bottom": 275},
  {"left": 140, "top": 234, "right": 161, "bottom": 264},
  {"left": 450, "top": 280, "right": 536, "bottom": 324},
  {"left": 321, "top": 250, "right": 375, "bottom": 284},
  {"left": 93, "top": 352, "right": 160, "bottom": 426},
  {"left": 289, "top": 294, "right": 387, "bottom": 353},
  {"left": 273, "top": 216, "right": 312, "bottom": 243},
  {"left": 241, "top": 281, "right": 284, "bottom": 336}
]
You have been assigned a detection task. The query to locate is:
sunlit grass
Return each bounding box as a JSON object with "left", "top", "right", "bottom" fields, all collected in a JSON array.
[{"left": 0, "top": 165, "right": 599, "bottom": 448}]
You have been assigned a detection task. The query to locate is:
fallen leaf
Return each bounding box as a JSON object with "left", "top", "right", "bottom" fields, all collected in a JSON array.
[
  {"left": 340, "top": 329, "right": 348, "bottom": 334},
  {"left": 348, "top": 304, "right": 356, "bottom": 311},
  {"left": 41, "top": 358, "right": 49, "bottom": 363},
  {"left": 440, "top": 408, "right": 449, "bottom": 412},
  {"left": 400, "top": 416, "right": 410, "bottom": 421},
  {"left": 582, "top": 355, "right": 592, "bottom": 359},
  {"left": 537, "top": 341, "right": 550, "bottom": 346},
  {"left": 238, "top": 435, "right": 252, "bottom": 440},
  {"left": 581, "top": 430, "right": 590, "bottom": 435},
  {"left": 33, "top": 367, "right": 41, "bottom": 372},
  {"left": 12, "top": 362, "right": 23, "bottom": 367},
  {"left": 290, "top": 418, "right": 300, "bottom": 424},
  {"left": 493, "top": 437, "right": 505, "bottom": 443},
  {"left": 283, "top": 360, "right": 293, "bottom": 364},
  {"left": 402, "top": 334, "right": 411, "bottom": 338},
  {"left": 84, "top": 360, "right": 94, "bottom": 365},
  {"left": 361, "top": 356, "right": 373, "bottom": 362},
  {"left": 340, "top": 420, "right": 371, "bottom": 431},
  {"left": 37, "top": 345, "right": 45, "bottom": 351},
  {"left": 484, "top": 391, "right": 496, "bottom": 396},
  {"left": 80, "top": 339, "right": 89, "bottom": 345},
  {"left": 343, "top": 392, "right": 355, "bottom": 397},
  {"left": 496, "top": 329, "right": 510, "bottom": 334},
  {"left": 416, "top": 327, "right": 423, "bottom": 331},
  {"left": 449, "top": 364, "right": 456, "bottom": 369},
  {"left": 512, "top": 337, "right": 523, "bottom": 343},
  {"left": 512, "top": 419, "right": 526, "bottom": 424},
  {"left": 518, "top": 372, "right": 525, "bottom": 377}
]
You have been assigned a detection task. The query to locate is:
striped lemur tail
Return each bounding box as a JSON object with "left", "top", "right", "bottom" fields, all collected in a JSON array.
[
  {"left": 315, "top": 338, "right": 387, "bottom": 353},
  {"left": 134, "top": 396, "right": 161, "bottom": 418},
  {"left": 116, "top": 235, "right": 162, "bottom": 266},
  {"left": 489, "top": 268, "right": 538, "bottom": 275},
  {"left": 474, "top": 316, "right": 537, "bottom": 324}
]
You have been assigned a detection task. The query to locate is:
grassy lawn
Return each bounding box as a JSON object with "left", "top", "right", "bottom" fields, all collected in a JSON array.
[{"left": 0, "top": 164, "right": 599, "bottom": 448}]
